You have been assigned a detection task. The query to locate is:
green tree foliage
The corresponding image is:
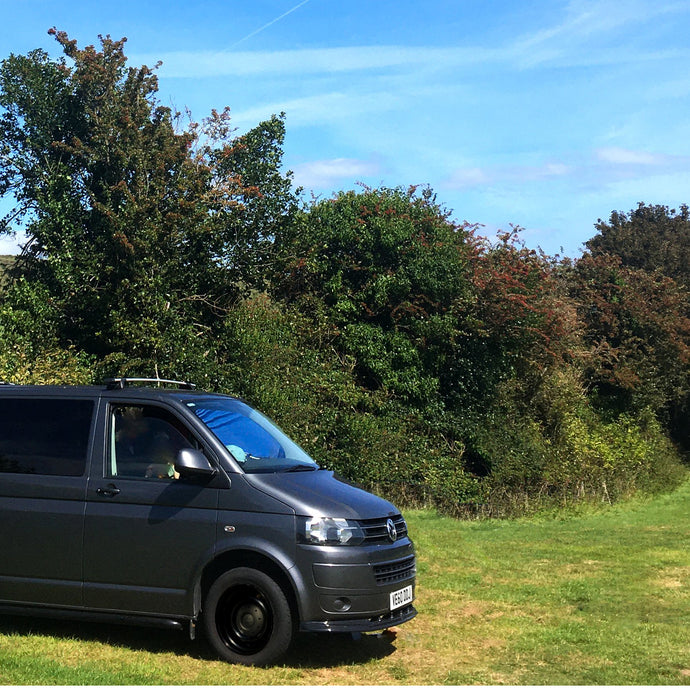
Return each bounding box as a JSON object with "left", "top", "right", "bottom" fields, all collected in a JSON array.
[
  {"left": 216, "top": 294, "right": 483, "bottom": 512},
  {"left": 0, "top": 30, "right": 296, "bottom": 370},
  {"left": 459, "top": 230, "right": 580, "bottom": 411},
  {"left": 569, "top": 253, "right": 690, "bottom": 444},
  {"left": 586, "top": 202, "right": 690, "bottom": 288},
  {"left": 577, "top": 202, "right": 690, "bottom": 448},
  {"left": 0, "top": 278, "right": 93, "bottom": 384},
  {"left": 205, "top": 112, "right": 298, "bottom": 293},
  {"left": 274, "top": 185, "right": 476, "bottom": 408},
  {"left": 274, "top": 189, "right": 578, "bottom": 416}
]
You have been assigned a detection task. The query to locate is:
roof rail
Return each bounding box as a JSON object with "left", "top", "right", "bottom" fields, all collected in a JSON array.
[{"left": 104, "top": 377, "right": 197, "bottom": 391}]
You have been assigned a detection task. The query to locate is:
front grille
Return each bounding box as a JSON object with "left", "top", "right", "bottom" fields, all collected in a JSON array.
[
  {"left": 373, "top": 555, "right": 416, "bottom": 585},
  {"left": 359, "top": 514, "right": 408, "bottom": 545}
]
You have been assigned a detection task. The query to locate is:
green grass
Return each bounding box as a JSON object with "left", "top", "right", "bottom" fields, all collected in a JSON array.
[{"left": 1, "top": 481, "right": 689, "bottom": 684}]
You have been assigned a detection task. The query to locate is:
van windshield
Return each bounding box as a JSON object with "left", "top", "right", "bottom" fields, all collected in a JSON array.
[{"left": 185, "top": 398, "right": 319, "bottom": 474}]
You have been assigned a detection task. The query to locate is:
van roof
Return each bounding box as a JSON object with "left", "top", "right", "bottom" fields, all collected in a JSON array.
[{"left": 0, "top": 380, "right": 229, "bottom": 401}]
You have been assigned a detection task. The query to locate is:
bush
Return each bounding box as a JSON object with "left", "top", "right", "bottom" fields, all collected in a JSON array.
[{"left": 463, "top": 369, "right": 687, "bottom": 517}]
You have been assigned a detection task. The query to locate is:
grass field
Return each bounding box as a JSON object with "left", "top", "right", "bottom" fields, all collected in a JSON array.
[{"left": 0, "top": 480, "right": 688, "bottom": 685}]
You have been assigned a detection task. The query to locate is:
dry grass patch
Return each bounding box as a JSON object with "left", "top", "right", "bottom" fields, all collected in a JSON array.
[{"left": 654, "top": 565, "right": 690, "bottom": 589}]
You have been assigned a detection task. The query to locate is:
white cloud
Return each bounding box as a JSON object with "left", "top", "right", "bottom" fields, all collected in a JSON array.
[
  {"left": 446, "top": 160, "right": 573, "bottom": 190},
  {"left": 132, "top": 1, "right": 690, "bottom": 83},
  {"left": 591, "top": 148, "right": 690, "bottom": 188},
  {"left": 292, "top": 158, "right": 380, "bottom": 188},
  {"left": 512, "top": 0, "right": 690, "bottom": 68},
  {"left": 599, "top": 170, "right": 690, "bottom": 202},
  {"left": 139, "top": 39, "right": 680, "bottom": 81},
  {"left": 229, "top": 90, "right": 405, "bottom": 129},
  {"left": 134, "top": 45, "right": 489, "bottom": 79},
  {"left": 445, "top": 147, "right": 690, "bottom": 204},
  {"left": 0, "top": 233, "right": 25, "bottom": 255},
  {"left": 445, "top": 167, "right": 490, "bottom": 189},
  {"left": 596, "top": 147, "right": 673, "bottom": 166}
]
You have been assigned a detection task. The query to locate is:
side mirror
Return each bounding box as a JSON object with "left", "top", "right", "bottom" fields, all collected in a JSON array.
[{"left": 175, "top": 448, "right": 217, "bottom": 478}]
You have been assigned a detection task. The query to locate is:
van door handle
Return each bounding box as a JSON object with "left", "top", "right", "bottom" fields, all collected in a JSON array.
[{"left": 97, "top": 484, "right": 121, "bottom": 497}]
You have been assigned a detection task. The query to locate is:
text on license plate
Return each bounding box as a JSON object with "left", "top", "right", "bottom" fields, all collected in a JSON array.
[{"left": 389, "top": 585, "right": 413, "bottom": 610}]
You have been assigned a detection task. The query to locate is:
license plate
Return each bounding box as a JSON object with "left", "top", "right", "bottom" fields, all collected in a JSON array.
[{"left": 389, "top": 585, "right": 413, "bottom": 610}]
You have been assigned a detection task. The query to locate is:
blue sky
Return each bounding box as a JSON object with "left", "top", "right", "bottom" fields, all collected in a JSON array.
[{"left": 2, "top": 0, "right": 690, "bottom": 256}]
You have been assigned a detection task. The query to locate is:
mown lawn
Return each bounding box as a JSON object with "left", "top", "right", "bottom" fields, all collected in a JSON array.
[{"left": 1, "top": 480, "right": 689, "bottom": 685}]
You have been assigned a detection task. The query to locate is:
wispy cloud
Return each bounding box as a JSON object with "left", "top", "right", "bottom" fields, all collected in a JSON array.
[
  {"left": 591, "top": 147, "right": 690, "bottom": 191},
  {"left": 445, "top": 168, "right": 490, "bottom": 188},
  {"left": 292, "top": 158, "right": 381, "bottom": 188},
  {"left": 446, "top": 161, "right": 573, "bottom": 190},
  {"left": 138, "top": 41, "right": 683, "bottom": 81},
  {"left": 136, "top": 45, "right": 489, "bottom": 79},
  {"left": 133, "top": 1, "right": 690, "bottom": 81},
  {"left": 229, "top": 89, "right": 408, "bottom": 129},
  {"left": 511, "top": 0, "right": 690, "bottom": 68},
  {"left": 445, "top": 147, "right": 690, "bottom": 192},
  {"left": 596, "top": 147, "right": 675, "bottom": 166}
]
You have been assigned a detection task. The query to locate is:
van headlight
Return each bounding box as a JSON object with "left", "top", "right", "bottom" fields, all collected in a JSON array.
[{"left": 302, "top": 517, "right": 365, "bottom": 546}]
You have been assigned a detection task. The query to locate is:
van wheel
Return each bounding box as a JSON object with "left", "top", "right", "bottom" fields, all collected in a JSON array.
[{"left": 203, "top": 567, "right": 293, "bottom": 666}]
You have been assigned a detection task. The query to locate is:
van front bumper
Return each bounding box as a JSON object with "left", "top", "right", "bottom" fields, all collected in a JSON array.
[
  {"left": 294, "top": 540, "right": 417, "bottom": 632},
  {"left": 300, "top": 603, "right": 417, "bottom": 633}
]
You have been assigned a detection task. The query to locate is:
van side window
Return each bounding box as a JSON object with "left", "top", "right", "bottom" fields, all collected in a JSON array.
[
  {"left": 110, "top": 404, "right": 195, "bottom": 480},
  {"left": 0, "top": 398, "right": 94, "bottom": 476}
]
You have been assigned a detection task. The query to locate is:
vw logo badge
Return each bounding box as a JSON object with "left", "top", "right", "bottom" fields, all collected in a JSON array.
[{"left": 386, "top": 518, "right": 397, "bottom": 542}]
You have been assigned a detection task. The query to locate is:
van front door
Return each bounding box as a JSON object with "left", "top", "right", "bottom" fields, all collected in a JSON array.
[{"left": 83, "top": 402, "right": 222, "bottom": 617}]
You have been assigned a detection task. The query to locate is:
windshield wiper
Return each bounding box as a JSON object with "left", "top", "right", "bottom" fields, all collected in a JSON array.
[{"left": 283, "top": 464, "right": 319, "bottom": 472}]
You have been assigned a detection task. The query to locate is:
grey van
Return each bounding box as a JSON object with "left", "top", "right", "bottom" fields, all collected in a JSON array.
[{"left": 0, "top": 378, "right": 416, "bottom": 666}]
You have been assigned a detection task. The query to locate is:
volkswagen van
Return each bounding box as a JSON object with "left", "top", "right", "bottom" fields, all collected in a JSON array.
[{"left": 0, "top": 378, "right": 416, "bottom": 665}]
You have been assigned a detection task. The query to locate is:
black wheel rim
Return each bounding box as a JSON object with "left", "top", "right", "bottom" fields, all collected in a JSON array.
[{"left": 216, "top": 584, "right": 273, "bottom": 655}]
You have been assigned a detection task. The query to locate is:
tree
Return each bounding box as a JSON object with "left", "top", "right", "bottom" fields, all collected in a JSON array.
[
  {"left": 586, "top": 203, "right": 690, "bottom": 289},
  {"left": 205, "top": 112, "right": 298, "bottom": 293},
  {"left": 581, "top": 203, "right": 690, "bottom": 447},
  {"left": 273, "top": 185, "right": 477, "bottom": 407},
  {"left": 273, "top": 188, "right": 581, "bottom": 413},
  {"left": 465, "top": 229, "right": 579, "bottom": 397},
  {"left": 0, "top": 30, "right": 296, "bottom": 372},
  {"left": 570, "top": 253, "right": 690, "bottom": 436}
]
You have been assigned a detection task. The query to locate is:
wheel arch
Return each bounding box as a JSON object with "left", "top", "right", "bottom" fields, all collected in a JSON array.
[{"left": 196, "top": 548, "right": 303, "bottom": 626}]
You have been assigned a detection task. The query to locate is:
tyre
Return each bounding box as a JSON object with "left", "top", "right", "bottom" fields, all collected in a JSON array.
[{"left": 203, "top": 567, "right": 293, "bottom": 666}]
